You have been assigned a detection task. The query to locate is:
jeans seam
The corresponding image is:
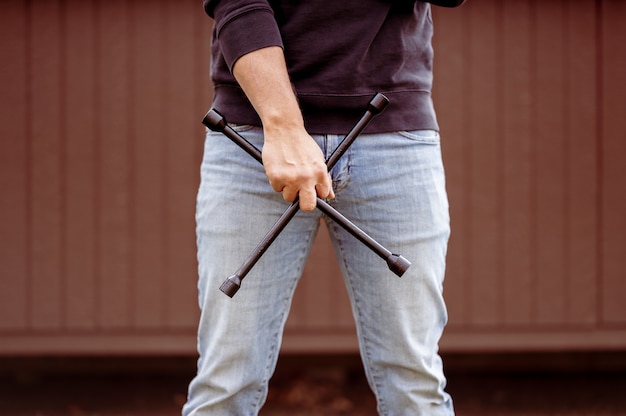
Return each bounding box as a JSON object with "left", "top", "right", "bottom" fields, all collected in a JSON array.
[
  {"left": 252, "top": 222, "right": 318, "bottom": 413},
  {"left": 327, "top": 219, "right": 388, "bottom": 415},
  {"left": 397, "top": 130, "right": 440, "bottom": 144}
]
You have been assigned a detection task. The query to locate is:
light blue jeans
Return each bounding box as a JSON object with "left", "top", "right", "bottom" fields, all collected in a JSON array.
[{"left": 183, "top": 125, "right": 453, "bottom": 415}]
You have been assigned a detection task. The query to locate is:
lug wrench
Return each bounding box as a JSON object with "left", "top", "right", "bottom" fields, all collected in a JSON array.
[{"left": 202, "top": 93, "right": 411, "bottom": 297}]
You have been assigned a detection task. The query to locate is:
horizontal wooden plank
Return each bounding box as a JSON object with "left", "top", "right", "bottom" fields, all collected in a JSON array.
[
  {"left": 2, "top": 328, "right": 626, "bottom": 355},
  {"left": 0, "top": 334, "right": 196, "bottom": 356},
  {"left": 441, "top": 329, "right": 626, "bottom": 353}
]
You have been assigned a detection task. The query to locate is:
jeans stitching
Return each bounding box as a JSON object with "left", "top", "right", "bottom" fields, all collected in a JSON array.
[
  {"left": 252, "top": 220, "right": 318, "bottom": 413},
  {"left": 326, "top": 219, "right": 388, "bottom": 415},
  {"left": 397, "top": 130, "right": 440, "bottom": 144}
]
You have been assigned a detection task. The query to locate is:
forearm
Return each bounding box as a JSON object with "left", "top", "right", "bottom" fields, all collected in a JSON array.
[
  {"left": 232, "top": 46, "right": 304, "bottom": 134},
  {"left": 231, "top": 46, "right": 333, "bottom": 211}
]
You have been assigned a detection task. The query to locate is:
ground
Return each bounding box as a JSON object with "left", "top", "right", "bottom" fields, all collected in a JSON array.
[{"left": 1, "top": 354, "right": 626, "bottom": 415}]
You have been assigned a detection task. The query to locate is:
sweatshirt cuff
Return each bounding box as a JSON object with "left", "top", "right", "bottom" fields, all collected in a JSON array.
[{"left": 216, "top": 8, "right": 284, "bottom": 71}]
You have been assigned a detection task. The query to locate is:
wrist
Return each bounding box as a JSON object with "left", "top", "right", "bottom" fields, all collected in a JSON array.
[{"left": 261, "top": 108, "right": 305, "bottom": 137}]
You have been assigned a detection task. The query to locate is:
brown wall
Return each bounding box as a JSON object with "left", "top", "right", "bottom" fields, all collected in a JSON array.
[
  {"left": 1, "top": 0, "right": 625, "bottom": 355},
  {"left": 434, "top": 0, "right": 626, "bottom": 352},
  {"left": 0, "top": 0, "right": 210, "bottom": 354}
]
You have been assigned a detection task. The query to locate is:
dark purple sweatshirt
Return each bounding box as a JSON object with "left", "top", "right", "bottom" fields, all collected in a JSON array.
[{"left": 203, "top": 0, "right": 465, "bottom": 134}]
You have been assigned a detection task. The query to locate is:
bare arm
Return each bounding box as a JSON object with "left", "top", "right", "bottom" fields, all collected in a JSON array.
[{"left": 232, "top": 46, "right": 334, "bottom": 211}]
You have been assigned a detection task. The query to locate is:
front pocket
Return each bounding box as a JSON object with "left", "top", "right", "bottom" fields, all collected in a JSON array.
[{"left": 397, "top": 130, "right": 440, "bottom": 144}]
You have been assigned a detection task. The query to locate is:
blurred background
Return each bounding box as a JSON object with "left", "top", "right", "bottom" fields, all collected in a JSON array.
[{"left": 1, "top": 0, "right": 625, "bottom": 414}]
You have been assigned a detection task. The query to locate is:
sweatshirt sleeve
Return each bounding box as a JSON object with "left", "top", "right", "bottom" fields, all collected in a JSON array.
[
  {"left": 203, "top": 0, "right": 284, "bottom": 70},
  {"left": 422, "top": 0, "right": 466, "bottom": 7}
]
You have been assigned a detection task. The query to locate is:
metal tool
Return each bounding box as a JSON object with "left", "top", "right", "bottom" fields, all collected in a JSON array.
[{"left": 202, "top": 93, "right": 410, "bottom": 297}]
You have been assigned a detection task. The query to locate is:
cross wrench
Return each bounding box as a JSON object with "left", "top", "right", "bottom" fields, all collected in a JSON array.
[{"left": 202, "top": 93, "right": 410, "bottom": 297}]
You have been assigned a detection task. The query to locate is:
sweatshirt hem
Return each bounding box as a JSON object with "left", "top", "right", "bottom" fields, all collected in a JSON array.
[{"left": 211, "top": 85, "right": 439, "bottom": 134}]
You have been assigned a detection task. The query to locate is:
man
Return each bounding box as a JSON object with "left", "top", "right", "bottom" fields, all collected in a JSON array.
[{"left": 184, "top": 0, "right": 466, "bottom": 414}]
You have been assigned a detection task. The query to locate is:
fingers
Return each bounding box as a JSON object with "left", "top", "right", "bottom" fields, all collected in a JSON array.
[
  {"left": 276, "top": 172, "right": 334, "bottom": 212},
  {"left": 315, "top": 173, "right": 335, "bottom": 200},
  {"left": 297, "top": 187, "right": 317, "bottom": 211},
  {"left": 261, "top": 131, "right": 334, "bottom": 211}
]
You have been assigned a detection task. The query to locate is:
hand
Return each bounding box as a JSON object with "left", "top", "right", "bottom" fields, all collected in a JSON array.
[
  {"left": 231, "top": 46, "right": 333, "bottom": 210},
  {"left": 262, "top": 126, "right": 335, "bottom": 211}
]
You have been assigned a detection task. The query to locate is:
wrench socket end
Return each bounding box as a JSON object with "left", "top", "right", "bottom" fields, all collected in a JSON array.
[
  {"left": 386, "top": 254, "right": 411, "bottom": 277},
  {"left": 202, "top": 109, "right": 227, "bottom": 132},
  {"left": 220, "top": 275, "right": 242, "bottom": 298}
]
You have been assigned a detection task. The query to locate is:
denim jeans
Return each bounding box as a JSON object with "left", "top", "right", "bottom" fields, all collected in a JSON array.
[{"left": 183, "top": 125, "right": 453, "bottom": 415}]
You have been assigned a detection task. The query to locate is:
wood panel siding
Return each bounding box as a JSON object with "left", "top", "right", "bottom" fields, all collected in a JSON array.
[
  {"left": 433, "top": 0, "right": 626, "bottom": 351},
  {"left": 0, "top": 0, "right": 211, "bottom": 353},
  {"left": 0, "top": 0, "right": 625, "bottom": 355},
  {"left": 601, "top": 0, "right": 626, "bottom": 326}
]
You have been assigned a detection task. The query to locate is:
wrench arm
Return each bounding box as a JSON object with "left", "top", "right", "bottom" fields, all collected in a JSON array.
[{"left": 203, "top": 94, "right": 410, "bottom": 298}]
